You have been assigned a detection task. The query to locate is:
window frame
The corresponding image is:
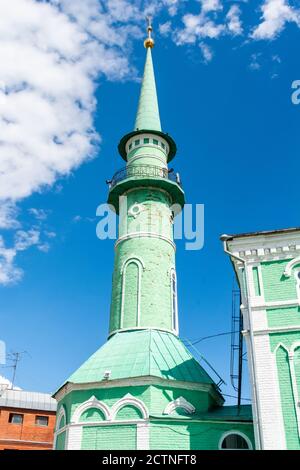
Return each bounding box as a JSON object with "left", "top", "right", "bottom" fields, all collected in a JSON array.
[
  {"left": 218, "top": 430, "right": 252, "bottom": 450},
  {"left": 8, "top": 413, "right": 24, "bottom": 425},
  {"left": 35, "top": 415, "right": 49, "bottom": 427}
]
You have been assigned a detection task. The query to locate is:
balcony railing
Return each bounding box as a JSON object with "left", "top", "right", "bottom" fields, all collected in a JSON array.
[{"left": 108, "top": 164, "right": 182, "bottom": 189}]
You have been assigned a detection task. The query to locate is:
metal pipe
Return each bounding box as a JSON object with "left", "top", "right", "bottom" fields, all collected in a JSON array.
[{"left": 221, "top": 236, "right": 263, "bottom": 450}]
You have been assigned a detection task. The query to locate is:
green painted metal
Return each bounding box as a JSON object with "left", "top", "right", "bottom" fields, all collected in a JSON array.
[
  {"left": 134, "top": 48, "right": 161, "bottom": 132},
  {"left": 66, "top": 330, "right": 215, "bottom": 386}
]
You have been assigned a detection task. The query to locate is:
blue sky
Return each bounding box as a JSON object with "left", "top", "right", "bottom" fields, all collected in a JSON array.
[{"left": 1, "top": 0, "right": 300, "bottom": 405}]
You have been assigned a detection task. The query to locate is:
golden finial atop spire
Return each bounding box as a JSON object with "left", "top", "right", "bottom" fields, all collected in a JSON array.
[{"left": 144, "top": 16, "right": 154, "bottom": 48}]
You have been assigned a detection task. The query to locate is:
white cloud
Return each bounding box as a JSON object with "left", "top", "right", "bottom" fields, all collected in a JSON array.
[
  {"left": 14, "top": 229, "right": 40, "bottom": 251},
  {"left": 28, "top": 208, "right": 49, "bottom": 221},
  {"left": 226, "top": 5, "right": 243, "bottom": 35},
  {"left": 159, "top": 21, "right": 172, "bottom": 36},
  {"left": 252, "top": 0, "right": 300, "bottom": 40},
  {"left": 0, "top": 236, "right": 22, "bottom": 285},
  {"left": 199, "top": 42, "right": 214, "bottom": 62},
  {"left": 0, "top": 202, "right": 20, "bottom": 230}
]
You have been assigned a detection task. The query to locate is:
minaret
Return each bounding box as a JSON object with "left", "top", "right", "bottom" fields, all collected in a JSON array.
[
  {"left": 53, "top": 23, "right": 255, "bottom": 451},
  {"left": 107, "top": 19, "right": 184, "bottom": 336}
]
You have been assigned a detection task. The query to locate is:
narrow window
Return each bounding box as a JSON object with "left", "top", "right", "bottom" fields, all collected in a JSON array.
[
  {"left": 35, "top": 415, "right": 49, "bottom": 427},
  {"left": 252, "top": 266, "right": 261, "bottom": 296},
  {"left": 144, "top": 138, "right": 149, "bottom": 144},
  {"left": 134, "top": 139, "right": 140, "bottom": 146},
  {"left": 128, "top": 143, "right": 132, "bottom": 150},
  {"left": 122, "top": 261, "right": 140, "bottom": 328},
  {"left": 153, "top": 139, "right": 158, "bottom": 145},
  {"left": 161, "top": 142, "right": 165, "bottom": 149},
  {"left": 171, "top": 269, "right": 178, "bottom": 331},
  {"left": 9, "top": 413, "right": 23, "bottom": 424}
]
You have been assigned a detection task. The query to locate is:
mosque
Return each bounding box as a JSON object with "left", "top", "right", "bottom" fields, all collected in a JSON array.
[{"left": 53, "top": 24, "right": 300, "bottom": 450}]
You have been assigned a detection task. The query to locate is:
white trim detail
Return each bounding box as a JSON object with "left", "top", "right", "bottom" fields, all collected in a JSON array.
[
  {"left": 66, "top": 426, "right": 83, "bottom": 450},
  {"left": 163, "top": 397, "right": 195, "bottom": 415},
  {"left": 283, "top": 256, "right": 300, "bottom": 277},
  {"left": 218, "top": 430, "right": 253, "bottom": 450},
  {"left": 120, "top": 257, "right": 144, "bottom": 328},
  {"left": 110, "top": 394, "right": 149, "bottom": 421},
  {"left": 72, "top": 396, "right": 110, "bottom": 423},
  {"left": 136, "top": 421, "right": 150, "bottom": 450}
]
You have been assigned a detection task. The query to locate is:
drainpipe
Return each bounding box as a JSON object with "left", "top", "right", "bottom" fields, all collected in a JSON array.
[{"left": 220, "top": 234, "right": 263, "bottom": 450}]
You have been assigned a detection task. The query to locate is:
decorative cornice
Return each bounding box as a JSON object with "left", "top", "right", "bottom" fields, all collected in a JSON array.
[
  {"left": 163, "top": 397, "right": 195, "bottom": 415},
  {"left": 227, "top": 232, "right": 300, "bottom": 264}
]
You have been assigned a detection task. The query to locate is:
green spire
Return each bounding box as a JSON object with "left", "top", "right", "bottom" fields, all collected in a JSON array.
[{"left": 134, "top": 45, "right": 162, "bottom": 132}]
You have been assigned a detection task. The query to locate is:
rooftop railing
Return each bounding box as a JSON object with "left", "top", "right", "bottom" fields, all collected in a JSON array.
[{"left": 108, "top": 164, "right": 182, "bottom": 189}]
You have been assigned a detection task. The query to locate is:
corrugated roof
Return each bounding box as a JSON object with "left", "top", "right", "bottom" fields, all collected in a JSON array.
[
  {"left": 66, "top": 330, "right": 215, "bottom": 386},
  {"left": 0, "top": 389, "right": 57, "bottom": 412}
]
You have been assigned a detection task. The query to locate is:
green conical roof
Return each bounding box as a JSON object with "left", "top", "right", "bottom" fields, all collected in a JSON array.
[
  {"left": 65, "top": 330, "right": 215, "bottom": 386},
  {"left": 134, "top": 47, "right": 162, "bottom": 132}
]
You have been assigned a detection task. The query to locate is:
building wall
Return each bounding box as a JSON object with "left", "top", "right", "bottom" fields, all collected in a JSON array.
[
  {"left": 228, "top": 234, "right": 300, "bottom": 449},
  {"left": 55, "top": 384, "right": 254, "bottom": 450},
  {"left": 0, "top": 407, "right": 55, "bottom": 450}
]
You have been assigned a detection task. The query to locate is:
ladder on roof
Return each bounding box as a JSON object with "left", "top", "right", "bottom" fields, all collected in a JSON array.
[{"left": 230, "top": 288, "right": 244, "bottom": 407}]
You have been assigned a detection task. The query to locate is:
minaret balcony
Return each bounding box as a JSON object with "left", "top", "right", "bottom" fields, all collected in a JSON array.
[{"left": 107, "top": 164, "right": 185, "bottom": 213}]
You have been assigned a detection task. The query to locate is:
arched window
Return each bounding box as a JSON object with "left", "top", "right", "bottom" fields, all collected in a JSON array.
[
  {"left": 171, "top": 269, "right": 178, "bottom": 332},
  {"left": 219, "top": 432, "right": 252, "bottom": 450},
  {"left": 121, "top": 258, "right": 144, "bottom": 329}
]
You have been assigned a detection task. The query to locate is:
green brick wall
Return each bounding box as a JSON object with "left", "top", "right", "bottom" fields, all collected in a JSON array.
[
  {"left": 261, "top": 259, "right": 296, "bottom": 302},
  {"left": 150, "top": 421, "right": 254, "bottom": 450},
  {"left": 82, "top": 424, "right": 137, "bottom": 450}
]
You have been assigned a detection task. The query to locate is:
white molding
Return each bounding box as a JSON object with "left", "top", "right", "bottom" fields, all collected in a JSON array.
[
  {"left": 218, "top": 430, "right": 253, "bottom": 450},
  {"left": 244, "top": 299, "right": 300, "bottom": 310},
  {"left": 283, "top": 256, "right": 300, "bottom": 277},
  {"left": 120, "top": 257, "right": 144, "bottom": 329},
  {"left": 72, "top": 396, "right": 110, "bottom": 423},
  {"left": 66, "top": 425, "right": 82, "bottom": 450},
  {"left": 163, "top": 397, "right": 195, "bottom": 415},
  {"left": 110, "top": 394, "right": 149, "bottom": 420},
  {"left": 136, "top": 421, "right": 149, "bottom": 450},
  {"left": 245, "top": 325, "right": 300, "bottom": 336},
  {"left": 54, "top": 376, "right": 223, "bottom": 406},
  {"left": 116, "top": 232, "right": 176, "bottom": 250},
  {"left": 108, "top": 326, "right": 177, "bottom": 337}
]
